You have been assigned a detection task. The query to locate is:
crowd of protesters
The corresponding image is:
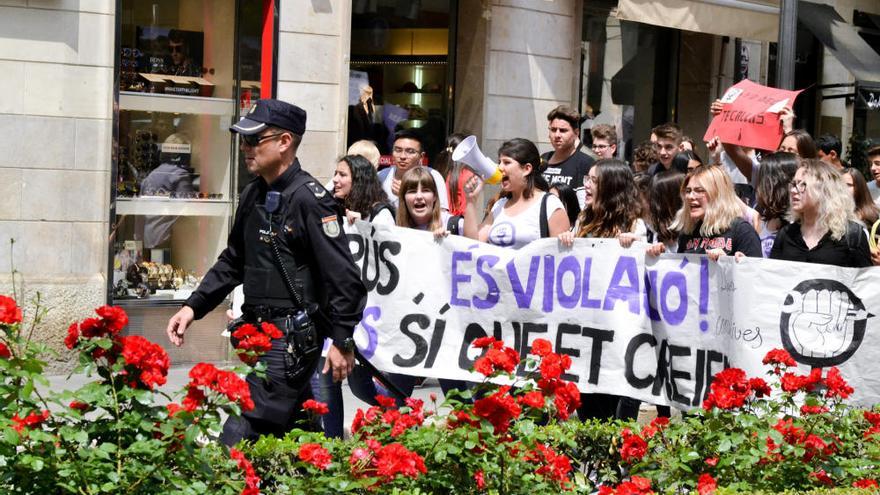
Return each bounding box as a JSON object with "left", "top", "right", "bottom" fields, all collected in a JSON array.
[{"left": 313, "top": 100, "right": 880, "bottom": 435}]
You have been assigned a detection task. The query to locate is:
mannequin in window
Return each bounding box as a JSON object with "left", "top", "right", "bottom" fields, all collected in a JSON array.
[
  {"left": 142, "top": 133, "right": 196, "bottom": 249},
  {"left": 347, "top": 85, "right": 375, "bottom": 147}
]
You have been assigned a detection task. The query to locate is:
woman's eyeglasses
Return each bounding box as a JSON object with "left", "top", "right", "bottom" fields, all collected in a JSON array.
[{"left": 789, "top": 181, "right": 807, "bottom": 193}]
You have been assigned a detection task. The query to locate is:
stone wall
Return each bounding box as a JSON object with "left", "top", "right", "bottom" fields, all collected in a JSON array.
[
  {"left": 276, "top": 0, "right": 352, "bottom": 184},
  {"left": 0, "top": 1, "right": 114, "bottom": 369}
]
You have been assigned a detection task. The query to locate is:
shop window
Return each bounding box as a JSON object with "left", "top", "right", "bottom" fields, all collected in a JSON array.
[
  {"left": 348, "top": 0, "right": 455, "bottom": 166},
  {"left": 111, "top": 0, "right": 275, "bottom": 305}
]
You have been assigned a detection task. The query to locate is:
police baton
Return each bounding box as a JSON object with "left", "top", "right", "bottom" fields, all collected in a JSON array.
[{"left": 353, "top": 348, "right": 409, "bottom": 402}]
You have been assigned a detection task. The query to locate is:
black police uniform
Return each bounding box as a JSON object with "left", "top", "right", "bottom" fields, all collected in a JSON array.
[{"left": 184, "top": 158, "right": 366, "bottom": 445}]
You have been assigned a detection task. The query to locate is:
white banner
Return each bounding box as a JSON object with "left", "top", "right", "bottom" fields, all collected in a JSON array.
[{"left": 344, "top": 222, "right": 880, "bottom": 409}]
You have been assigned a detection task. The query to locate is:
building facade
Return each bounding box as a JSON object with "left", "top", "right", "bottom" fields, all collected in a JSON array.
[{"left": 0, "top": 0, "right": 877, "bottom": 366}]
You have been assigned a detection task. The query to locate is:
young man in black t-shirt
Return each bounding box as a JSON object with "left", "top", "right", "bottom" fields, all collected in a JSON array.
[{"left": 541, "top": 105, "right": 594, "bottom": 190}]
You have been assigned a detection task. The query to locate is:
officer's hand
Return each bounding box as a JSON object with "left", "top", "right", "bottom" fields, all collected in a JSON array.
[
  {"left": 166, "top": 306, "right": 195, "bottom": 347},
  {"left": 323, "top": 344, "right": 355, "bottom": 383}
]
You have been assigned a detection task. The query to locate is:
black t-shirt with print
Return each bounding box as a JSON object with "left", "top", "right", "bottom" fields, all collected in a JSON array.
[
  {"left": 540, "top": 148, "right": 594, "bottom": 188},
  {"left": 677, "top": 218, "right": 762, "bottom": 257}
]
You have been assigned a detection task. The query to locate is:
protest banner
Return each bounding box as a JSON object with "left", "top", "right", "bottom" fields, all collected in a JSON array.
[
  {"left": 343, "top": 223, "right": 880, "bottom": 410},
  {"left": 703, "top": 79, "right": 803, "bottom": 151}
]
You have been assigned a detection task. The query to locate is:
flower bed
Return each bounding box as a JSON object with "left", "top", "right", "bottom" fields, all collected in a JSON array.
[{"left": 1, "top": 294, "right": 878, "bottom": 494}]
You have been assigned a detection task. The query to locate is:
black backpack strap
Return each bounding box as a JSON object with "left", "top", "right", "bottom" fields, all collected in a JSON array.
[
  {"left": 539, "top": 193, "right": 550, "bottom": 238},
  {"left": 446, "top": 215, "right": 462, "bottom": 235},
  {"left": 370, "top": 202, "right": 394, "bottom": 221}
]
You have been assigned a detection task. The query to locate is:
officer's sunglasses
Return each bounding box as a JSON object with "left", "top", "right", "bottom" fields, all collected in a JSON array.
[{"left": 241, "top": 133, "right": 283, "bottom": 147}]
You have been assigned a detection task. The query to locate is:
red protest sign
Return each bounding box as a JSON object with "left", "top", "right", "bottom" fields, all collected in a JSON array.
[{"left": 703, "top": 80, "right": 803, "bottom": 151}]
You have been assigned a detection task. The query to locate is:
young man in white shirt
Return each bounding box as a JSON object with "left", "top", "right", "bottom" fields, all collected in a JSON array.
[{"left": 377, "top": 129, "right": 449, "bottom": 211}]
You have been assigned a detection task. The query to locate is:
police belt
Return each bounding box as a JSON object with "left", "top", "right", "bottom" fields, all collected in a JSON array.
[{"left": 242, "top": 305, "right": 298, "bottom": 326}]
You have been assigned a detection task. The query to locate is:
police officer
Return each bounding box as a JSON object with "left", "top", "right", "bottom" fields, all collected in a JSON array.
[{"left": 165, "top": 99, "right": 366, "bottom": 445}]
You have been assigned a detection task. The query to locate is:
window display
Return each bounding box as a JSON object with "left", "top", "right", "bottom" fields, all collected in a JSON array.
[{"left": 112, "top": 0, "right": 271, "bottom": 304}]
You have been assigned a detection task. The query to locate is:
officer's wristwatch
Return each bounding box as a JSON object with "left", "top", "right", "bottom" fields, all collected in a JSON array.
[{"left": 334, "top": 337, "right": 356, "bottom": 353}]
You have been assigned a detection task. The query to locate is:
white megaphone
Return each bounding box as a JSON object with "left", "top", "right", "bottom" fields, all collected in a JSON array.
[{"left": 451, "top": 135, "right": 503, "bottom": 185}]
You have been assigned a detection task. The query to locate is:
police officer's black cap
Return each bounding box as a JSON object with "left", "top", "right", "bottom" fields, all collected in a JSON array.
[{"left": 230, "top": 99, "right": 307, "bottom": 136}]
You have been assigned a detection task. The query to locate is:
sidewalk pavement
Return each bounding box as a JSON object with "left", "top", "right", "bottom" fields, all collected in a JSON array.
[{"left": 46, "top": 364, "right": 443, "bottom": 429}]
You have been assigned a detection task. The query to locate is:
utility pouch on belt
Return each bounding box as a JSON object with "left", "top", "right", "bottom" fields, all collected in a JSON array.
[{"left": 282, "top": 310, "right": 320, "bottom": 383}]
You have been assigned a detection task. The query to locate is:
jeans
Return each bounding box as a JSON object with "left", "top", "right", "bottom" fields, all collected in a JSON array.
[{"left": 310, "top": 357, "right": 380, "bottom": 438}]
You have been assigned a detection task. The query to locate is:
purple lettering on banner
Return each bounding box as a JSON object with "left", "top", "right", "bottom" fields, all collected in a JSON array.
[
  {"left": 699, "top": 258, "right": 710, "bottom": 332},
  {"left": 507, "top": 256, "right": 541, "bottom": 309},
  {"left": 580, "top": 257, "right": 602, "bottom": 309},
  {"left": 660, "top": 270, "right": 688, "bottom": 325},
  {"left": 542, "top": 255, "right": 555, "bottom": 312},
  {"left": 355, "top": 306, "right": 381, "bottom": 359},
  {"left": 602, "top": 256, "right": 641, "bottom": 315},
  {"left": 450, "top": 251, "right": 472, "bottom": 307},
  {"left": 473, "top": 255, "right": 500, "bottom": 309},
  {"left": 556, "top": 255, "right": 581, "bottom": 309},
  {"left": 644, "top": 270, "right": 662, "bottom": 321}
]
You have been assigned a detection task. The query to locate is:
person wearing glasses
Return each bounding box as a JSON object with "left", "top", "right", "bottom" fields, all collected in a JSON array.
[
  {"left": 590, "top": 124, "right": 618, "bottom": 160},
  {"left": 165, "top": 99, "right": 367, "bottom": 445},
  {"left": 377, "top": 129, "right": 449, "bottom": 212},
  {"left": 770, "top": 159, "right": 871, "bottom": 268},
  {"left": 647, "top": 165, "right": 761, "bottom": 260},
  {"left": 165, "top": 29, "right": 199, "bottom": 77}
]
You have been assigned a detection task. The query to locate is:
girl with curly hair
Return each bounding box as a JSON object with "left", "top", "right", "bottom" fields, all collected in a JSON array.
[
  {"left": 752, "top": 152, "right": 798, "bottom": 257},
  {"left": 332, "top": 154, "right": 394, "bottom": 227},
  {"left": 770, "top": 160, "right": 871, "bottom": 267}
]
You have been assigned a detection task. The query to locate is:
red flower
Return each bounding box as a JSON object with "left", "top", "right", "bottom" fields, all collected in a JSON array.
[
  {"left": 810, "top": 469, "right": 834, "bottom": 486},
  {"left": 530, "top": 338, "right": 553, "bottom": 357},
  {"left": 95, "top": 305, "right": 128, "bottom": 333},
  {"left": 474, "top": 469, "right": 486, "bottom": 490},
  {"left": 518, "top": 390, "right": 545, "bottom": 409},
  {"left": 120, "top": 335, "right": 170, "bottom": 390},
  {"left": 853, "top": 479, "right": 879, "bottom": 489},
  {"left": 705, "top": 457, "right": 718, "bottom": 467},
  {"left": 474, "top": 345, "right": 521, "bottom": 377},
  {"left": 230, "top": 447, "right": 260, "bottom": 495},
  {"left": 800, "top": 404, "right": 829, "bottom": 415},
  {"left": 69, "top": 401, "right": 90, "bottom": 412},
  {"left": 600, "top": 476, "right": 655, "bottom": 495},
  {"left": 64, "top": 322, "right": 80, "bottom": 350},
  {"left": 697, "top": 473, "right": 717, "bottom": 495},
  {"left": 620, "top": 428, "right": 648, "bottom": 463},
  {"left": 0, "top": 295, "right": 22, "bottom": 325},
  {"left": 186, "top": 362, "right": 254, "bottom": 411},
  {"left": 528, "top": 444, "right": 573, "bottom": 486},
  {"left": 823, "top": 367, "right": 853, "bottom": 399},
  {"left": 299, "top": 443, "right": 332, "bottom": 470},
  {"left": 641, "top": 416, "right": 670, "bottom": 438},
  {"left": 473, "top": 387, "right": 522, "bottom": 434},
  {"left": 472, "top": 336, "right": 499, "bottom": 349},
  {"left": 375, "top": 394, "right": 397, "bottom": 408},
  {"left": 0, "top": 342, "right": 10, "bottom": 359},
  {"left": 373, "top": 442, "right": 427, "bottom": 480},
  {"left": 539, "top": 352, "right": 572, "bottom": 380},
  {"left": 781, "top": 368, "right": 823, "bottom": 393},
  {"left": 166, "top": 403, "right": 184, "bottom": 417},
  {"left": 762, "top": 348, "right": 796, "bottom": 369},
  {"left": 11, "top": 410, "right": 49, "bottom": 434},
  {"left": 749, "top": 377, "right": 771, "bottom": 397},
  {"left": 303, "top": 399, "right": 329, "bottom": 416},
  {"left": 232, "top": 322, "right": 283, "bottom": 365},
  {"left": 703, "top": 368, "right": 751, "bottom": 410}
]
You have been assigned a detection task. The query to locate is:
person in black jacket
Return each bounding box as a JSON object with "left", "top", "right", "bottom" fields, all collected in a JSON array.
[
  {"left": 165, "top": 99, "right": 367, "bottom": 445},
  {"left": 770, "top": 159, "right": 871, "bottom": 268}
]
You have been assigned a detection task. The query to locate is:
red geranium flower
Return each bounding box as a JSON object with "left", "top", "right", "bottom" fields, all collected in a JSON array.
[
  {"left": 11, "top": 410, "right": 50, "bottom": 434},
  {"left": 69, "top": 401, "right": 90, "bottom": 412},
  {"left": 303, "top": 399, "right": 329, "bottom": 416},
  {"left": 801, "top": 404, "right": 829, "bottom": 415},
  {"left": 0, "top": 342, "right": 10, "bottom": 359},
  {"left": 299, "top": 442, "right": 332, "bottom": 470},
  {"left": 620, "top": 428, "right": 648, "bottom": 463},
  {"left": 95, "top": 305, "right": 128, "bottom": 333},
  {"left": 697, "top": 473, "right": 717, "bottom": 495},
  {"left": 530, "top": 338, "right": 553, "bottom": 357},
  {"left": 539, "top": 352, "right": 572, "bottom": 380},
  {"left": 373, "top": 442, "right": 427, "bottom": 480},
  {"left": 472, "top": 336, "right": 499, "bottom": 349},
  {"left": 232, "top": 322, "right": 283, "bottom": 365},
  {"left": 0, "top": 295, "right": 22, "bottom": 325},
  {"left": 185, "top": 362, "right": 254, "bottom": 411},
  {"left": 518, "top": 390, "right": 545, "bottom": 409},
  {"left": 780, "top": 368, "right": 823, "bottom": 393},
  {"left": 762, "top": 348, "right": 796, "bottom": 369},
  {"left": 824, "top": 367, "right": 853, "bottom": 399},
  {"left": 810, "top": 469, "right": 834, "bottom": 486},
  {"left": 474, "top": 469, "right": 486, "bottom": 490},
  {"left": 705, "top": 457, "right": 718, "bottom": 467},
  {"left": 120, "top": 335, "right": 170, "bottom": 390},
  {"left": 230, "top": 447, "right": 260, "bottom": 495},
  {"left": 474, "top": 344, "right": 520, "bottom": 377},
  {"left": 473, "top": 386, "right": 522, "bottom": 434},
  {"left": 749, "top": 377, "right": 771, "bottom": 397},
  {"left": 641, "top": 416, "right": 669, "bottom": 438},
  {"left": 853, "top": 479, "right": 879, "bottom": 489},
  {"left": 599, "top": 476, "right": 655, "bottom": 495}
]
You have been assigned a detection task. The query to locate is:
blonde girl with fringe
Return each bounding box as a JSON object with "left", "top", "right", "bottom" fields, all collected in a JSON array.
[
  {"left": 647, "top": 165, "right": 762, "bottom": 261},
  {"left": 769, "top": 159, "right": 872, "bottom": 267}
]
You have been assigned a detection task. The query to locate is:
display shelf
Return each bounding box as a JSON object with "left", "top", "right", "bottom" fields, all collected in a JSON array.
[
  {"left": 119, "top": 91, "right": 235, "bottom": 116},
  {"left": 116, "top": 197, "right": 231, "bottom": 217}
]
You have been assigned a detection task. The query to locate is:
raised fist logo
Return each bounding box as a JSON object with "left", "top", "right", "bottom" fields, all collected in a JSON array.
[{"left": 779, "top": 280, "right": 872, "bottom": 367}]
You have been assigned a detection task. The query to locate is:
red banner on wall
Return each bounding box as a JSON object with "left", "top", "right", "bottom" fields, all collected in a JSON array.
[{"left": 703, "top": 80, "right": 803, "bottom": 151}]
